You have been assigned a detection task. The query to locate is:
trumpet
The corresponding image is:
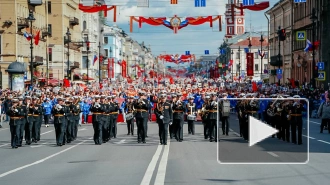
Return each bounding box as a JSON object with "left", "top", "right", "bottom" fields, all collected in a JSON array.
[
  {"left": 55, "top": 104, "right": 63, "bottom": 111},
  {"left": 138, "top": 98, "right": 145, "bottom": 105},
  {"left": 94, "top": 102, "right": 101, "bottom": 108}
]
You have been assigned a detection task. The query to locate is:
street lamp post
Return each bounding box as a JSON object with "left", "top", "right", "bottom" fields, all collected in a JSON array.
[
  {"left": 231, "top": 50, "right": 234, "bottom": 82},
  {"left": 277, "top": 26, "right": 281, "bottom": 85},
  {"left": 109, "top": 47, "right": 112, "bottom": 81},
  {"left": 238, "top": 46, "right": 241, "bottom": 83},
  {"left": 98, "top": 42, "right": 101, "bottom": 84},
  {"left": 65, "top": 28, "right": 71, "bottom": 80},
  {"left": 86, "top": 36, "right": 90, "bottom": 84},
  {"left": 311, "top": 8, "right": 317, "bottom": 88},
  {"left": 27, "top": 10, "right": 35, "bottom": 88},
  {"left": 260, "top": 34, "right": 265, "bottom": 76}
]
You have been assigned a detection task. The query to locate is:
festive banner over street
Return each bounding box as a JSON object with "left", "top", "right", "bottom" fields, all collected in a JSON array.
[
  {"left": 230, "top": 1, "right": 269, "bottom": 22},
  {"left": 78, "top": 3, "right": 117, "bottom": 22},
  {"left": 246, "top": 53, "right": 254, "bottom": 76},
  {"left": 158, "top": 54, "right": 196, "bottom": 64},
  {"left": 130, "top": 15, "right": 222, "bottom": 34},
  {"left": 121, "top": 60, "right": 127, "bottom": 78}
]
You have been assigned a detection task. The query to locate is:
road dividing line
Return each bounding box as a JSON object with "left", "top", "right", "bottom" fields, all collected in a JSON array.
[
  {"left": 140, "top": 144, "right": 163, "bottom": 185},
  {"left": 0, "top": 143, "right": 9, "bottom": 148},
  {"left": 318, "top": 140, "right": 330, "bottom": 145},
  {"left": 0, "top": 139, "right": 88, "bottom": 178},
  {"left": 303, "top": 135, "right": 315, "bottom": 139},
  {"left": 267, "top": 152, "right": 279, "bottom": 157},
  {"left": 40, "top": 130, "right": 53, "bottom": 135},
  {"left": 309, "top": 121, "right": 320, "bottom": 125},
  {"left": 154, "top": 140, "right": 170, "bottom": 185},
  {"left": 0, "top": 128, "right": 9, "bottom": 131},
  {"left": 30, "top": 142, "right": 49, "bottom": 148}
]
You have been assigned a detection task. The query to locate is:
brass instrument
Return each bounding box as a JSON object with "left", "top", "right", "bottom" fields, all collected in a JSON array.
[
  {"left": 267, "top": 98, "right": 279, "bottom": 117},
  {"left": 157, "top": 100, "right": 164, "bottom": 113},
  {"left": 55, "top": 104, "right": 63, "bottom": 111},
  {"left": 94, "top": 102, "right": 101, "bottom": 109}
]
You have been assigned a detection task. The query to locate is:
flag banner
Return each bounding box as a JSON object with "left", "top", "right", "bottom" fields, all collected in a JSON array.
[
  {"left": 24, "top": 31, "right": 32, "bottom": 41},
  {"left": 93, "top": 55, "right": 98, "bottom": 66},
  {"left": 34, "top": 30, "right": 40, "bottom": 45},
  {"left": 137, "top": 0, "right": 149, "bottom": 7},
  {"left": 111, "top": 58, "right": 114, "bottom": 78},
  {"left": 246, "top": 52, "right": 254, "bottom": 76},
  {"left": 122, "top": 60, "right": 127, "bottom": 78},
  {"left": 170, "top": 0, "right": 178, "bottom": 4}
]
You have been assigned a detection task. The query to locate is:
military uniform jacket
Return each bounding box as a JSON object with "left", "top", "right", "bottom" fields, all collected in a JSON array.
[
  {"left": 186, "top": 102, "right": 196, "bottom": 115},
  {"left": 101, "top": 103, "right": 110, "bottom": 121},
  {"left": 133, "top": 99, "right": 149, "bottom": 118},
  {"left": 125, "top": 102, "right": 135, "bottom": 116},
  {"left": 109, "top": 102, "right": 119, "bottom": 117},
  {"left": 206, "top": 101, "right": 219, "bottom": 120},
  {"left": 155, "top": 102, "right": 173, "bottom": 124},
  {"left": 7, "top": 106, "right": 24, "bottom": 126},
  {"left": 90, "top": 103, "right": 105, "bottom": 122},
  {"left": 71, "top": 104, "right": 80, "bottom": 121},
  {"left": 51, "top": 105, "right": 66, "bottom": 124},
  {"left": 172, "top": 101, "right": 185, "bottom": 120},
  {"left": 64, "top": 105, "right": 75, "bottom": 121},
  {"left": 31, "top": 104, "right": 43, "bottom": 122},
  {"left": 19, "top": 105, "right": 27, "bottom": 124}
]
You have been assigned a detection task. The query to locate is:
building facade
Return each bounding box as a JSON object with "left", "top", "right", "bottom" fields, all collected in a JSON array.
[{"left": 224, "top": 0, "right": 245, "bottom": 38}]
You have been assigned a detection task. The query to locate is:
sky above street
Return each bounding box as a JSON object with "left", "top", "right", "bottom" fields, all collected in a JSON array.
[{"left": 100, "top": 0, "right": 279, "bottom": 58}]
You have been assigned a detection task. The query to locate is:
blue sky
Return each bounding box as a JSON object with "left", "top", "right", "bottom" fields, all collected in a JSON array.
[{"left": 102, "top": 0, "right": 279, "bottom": 58}]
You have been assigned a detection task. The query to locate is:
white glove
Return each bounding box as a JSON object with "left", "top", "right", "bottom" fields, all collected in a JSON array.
[
  {"left": 287, "top": 115, "right": 290, "bottom": 118},
  {"left": 169, "top": 122, "right": 172, "bottom": 125},
  {"left": 15, "top": 109, "right": 18, "bottom": 113},
  {"left": 293, "top": 102, "right": 297, "bottom": 106},
  {"left": 160, "top": 115, "right": 164, "bottom": 119}
]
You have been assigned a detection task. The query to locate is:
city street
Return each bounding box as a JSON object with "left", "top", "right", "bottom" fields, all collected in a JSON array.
[{"left": 0, "top": 116, "right": 329, "bottom": 185}]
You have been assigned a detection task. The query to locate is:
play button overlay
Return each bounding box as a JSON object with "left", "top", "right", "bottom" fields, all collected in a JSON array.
[
  {"left": 217, "top": 97, "right": 309, "bottom": 164},
  {"left": 249, "top": 116, "right": 278, "bottom": 147}
]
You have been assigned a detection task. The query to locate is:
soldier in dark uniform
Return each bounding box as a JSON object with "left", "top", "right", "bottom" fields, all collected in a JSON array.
[
  {"left": 17, "top": 96, "right": 27, "bottom": 147},
  {"left": 35, "top": 97, "right": 43, "bottom": 142},
  {"left": 244, "top": 95, "right": 259, "bottom": 141},
  {"left": 133, "top": 91, "right": 149, "bottom": 143},
  {"left": 101, "top": 95, "right": 110, "bottom": 143},
  {"left": 52, "top": 98, "right": 66, "bottom": 146},
  {"left": 291, "top": 95, "right": 304, "bottom": 145},
  {"left": 169, "top": 94, "right": 177, "bottom": 139},
  {"left": 155, "top": 93, "right": 173, "bottom": 145},
  {"left": 206, "top": 93, "right": 219, "bottom": 142},
  {"left": 62, "top": 99, "right": 71, "bottom": 145},
  {"left": 65, "top": 98, "right": 75, "bottom": 143},
  {"left": 110, "top": 95, "right": 120, "bottom": 138},
  {"left": 25, "top": 96, "right": 34, "bottom": 145},
  {"left": 282, "top": 100, "right": 292, "bottom": 142},
  {"left": 172, "top": 93, "right": 186, "bottom": 142},
  {"left": 72, "top": 96, "right": 81, "bottom": 140},
  {"left": 90, "top": 95, "right": 104, "bottom": 145},
  {"left": 186, "top": 96, "right": 196, "bottom": 135},
  {"left": 31, "top": 97, "right": 43, "bottom": 143},
  {"left": 274, "top": 100, "right": 283, "bottom": 140},
  {"left": 201, "top": 95, "right": 210, "bottom": 139},
  {"left": 125, "top": 96, "right": 135, "bottom": 135},
  {"left": 6, "top": 99, "right": 23, "bottom": 149}
]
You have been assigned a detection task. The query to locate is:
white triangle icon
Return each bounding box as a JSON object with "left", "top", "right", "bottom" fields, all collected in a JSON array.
[
  {"left": 298, "top": 33, "right": 304, "bottom": 38},
  {"left": 249, "top": 116, "right": 279, "bottom": 147},
  {"left": 318, "top": 73, "right": 324, "bottom": 78}
]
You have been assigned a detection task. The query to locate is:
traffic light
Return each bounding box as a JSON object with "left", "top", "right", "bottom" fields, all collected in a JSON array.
[
  {"left": 86, "top": 41, "right": 90, "bottom": 51},
  {"left": 278, "top": 29, "right": 286, "bottom": 41}
]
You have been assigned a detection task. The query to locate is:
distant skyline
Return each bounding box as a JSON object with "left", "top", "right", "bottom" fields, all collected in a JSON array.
[{"left": 103, "top": 0, "right": 279, "bottom": 58}]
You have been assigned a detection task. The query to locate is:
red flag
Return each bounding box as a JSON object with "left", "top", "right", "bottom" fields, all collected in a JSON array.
[
  {"left": 246, "top": 53, "right": 254, "bottom": 76},
  {"left": 252, "top": 81, "right": 258, "bottom": 92},
  {"left": 34, "top": 30, "right": 40, "bottom": 45},
  {"left": 121, "top": 60, "right": 127, "bottom": 78}
]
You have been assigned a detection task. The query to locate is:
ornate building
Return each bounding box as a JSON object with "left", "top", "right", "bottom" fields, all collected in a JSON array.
[{"left": 224, "top": 0, "right": 245, "bottom": 38}]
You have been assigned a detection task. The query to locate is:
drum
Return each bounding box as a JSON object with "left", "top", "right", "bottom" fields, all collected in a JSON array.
[
  {"left": 125, "top": 113, "right": 134, "bottom": 120},
  {"left": 187, "top": 115, "right": 196, "bottom": 121}
]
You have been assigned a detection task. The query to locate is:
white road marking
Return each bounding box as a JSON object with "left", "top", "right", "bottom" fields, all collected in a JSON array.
[
  {"left": 114, "top": 139, "right": 126, "bottom": 144},
  {"left": 0, "top": 139, "right": 89, "bottom": 178},
  {"left": 140, "top": 144, "right": 163, "bottom": 185},
  {"left": 30, "top": 142, "right": 49, "bottom": 148},
  {"left": 154, "top": 140, "right": 170, "bottom": 185},
  {"left": 302, "top": 135, "right": 315, "bottom": 139},
  {"left": 78, "top": 128, "right": 87, "bottom": 131},
  {"left": 40, "top": 130, "right": 53, "bottom": 135},
  {"left": 0, "top": 128, "right": 9, "bottom": 131},
  {"left": 309, "top": 120, "right": 321, "bottom": 125},
  {"left": 0, "top": 143, "right": 9, "bottom": 148},
  {"left": 318, "top": 140, "right": 330, "bottom": 145},
  {"left": 267, "top": 152, "right": 279, "bottom": 157}
]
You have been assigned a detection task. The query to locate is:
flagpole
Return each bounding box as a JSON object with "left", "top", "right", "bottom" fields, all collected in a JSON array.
[
  {"left": 98, "top": 42, "right": 101, "bottom": 85},
  {"left": 27, "top": 10, "right": 35, "bottom": 88}
]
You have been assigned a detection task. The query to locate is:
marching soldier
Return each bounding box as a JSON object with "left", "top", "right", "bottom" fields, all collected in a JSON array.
[
  {"left": 17, "top": 96, "right": 27, "bottom": 147},
  {"left": 110, "top": 95, "right": 120, "bottom": 138},
  {"left": 125, "top": 96, "right": 135, "bottom": 135},
  {"left": 25, "top": 96, "right": 34, "bottom": 145},
  {"left": 90, "top": 95, "right": 104, "bottom": 145},
  {"left": 52, "top": 98, "right": 66, "bottom": 146},
  {"left": 172, "top": 93, "right": 185, "bottom": 142},
  {"left": 72, "top": 96, "right": 81, "bottom": 140},
  {"left": 245, "top": 95, "right": 259, "bottom": 141},
  {"left": 291, "top": 95, "right": 304, "bottom": 145},
  {"left": 101, "top": 95, "right": 110, "bottom": 143},
  {"left": 282, "top": 100, "right": 292, "bottom": 142},
  {"left": 32, "top": 97, "right": 43, "bottom": 143},
  {"left": 65, "top": 98, "right": 75, "bottom": 143},
  {"left": 7, "top": 99, "right": 23, "bottom": 149},
  {"left": 201, "top": 95, "right": 210, "bottom": 139},
  {"left": 206, "top": 93, "right": 219, "bottom": 142},
  {"left": 169, "top": 94, "right": 177, "bottom": 139},
  {"left": 186, "top": 96, "right": 196, "bottom": 135},
  {"left": 133, "top": 91, "right": 149, "bottom": 143},
  {"left": 154, "top": 93, "right": 172, "bottom": 145},
  {"left": 36, "top": 97, "right": 43, "bottom": 141}
]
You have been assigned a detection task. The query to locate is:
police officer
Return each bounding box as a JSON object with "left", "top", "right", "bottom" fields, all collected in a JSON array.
[
  {"left": 7, "top": 99, "right": 23, "bottom": 149},
  {"left": 206, "top": 93, "right": 219, "bottom": 142},
  {"left": 291, "top": 95, "right": 304, "bottom": 145},
  {"left": 52, "top": 97, "right": 66, "bottom": 146},
  {"left": 133, "top": 91, "right": 149, "bottom": 143},
  {"left": 172, "top": 93, "right": 185, "bottom": 142},
  {"left": 186, "top": 96, "right": 196, "bottom": 135},
  {"left": 125, "top": 96, "right": 135, "bottom": 135},
  {"left": 90, "top": 95, "right": 104, "bottom": 145},
  {"left": 155, "top": 93, "right": 172, "bottom": 145}
]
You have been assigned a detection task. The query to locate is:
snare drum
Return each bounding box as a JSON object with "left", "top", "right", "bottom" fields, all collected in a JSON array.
[
  {"left": 125, "top": 113, "right": 134, "bottom": 120},
  {"left": 187, "top": 115, "right": 196, "bottom": 121}
]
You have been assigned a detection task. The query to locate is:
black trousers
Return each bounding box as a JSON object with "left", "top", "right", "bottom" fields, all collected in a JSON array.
[
  {"left": 66, "top": 120, "right": 73, "bottom": 142},
  {"left": 136, "top": 117, "right": 147, "bottom": 142},
  {"left": 221, "top": 117, "right": 229, "bottom": 135},
  {"left": 208, "top": 119, "right": 217, "bottom": 141},
  {"left": 169, "top": 124, "right": 175, "bottom": 139},
  {"left": 203, "top": 119, "right": 209, "bottom": 139},
  {"left": 62, "top": 120, "right": 67, "bottom": 144},
  {"left": 44, "top": 114, "right": 50, "bottom": 125},
  {"left": 283, "top": 121, "right": 291, "bottom": 142},
  {"left": 54, "top": 122, "right": 65, "bottom": 145},
  {"left": 25, "top": 121, "right": 34, "bottom": 144},
  {"left": 112, "top": 116, "right": 118, "bottom": 138},
  {"left": 93, "top": 121, "right": 103, "bottom": 145},
  {"left": 291, "top": 116, "right": 303, "bottom": 144},
  {"left": 174, "top": 119, "right": 183, "bottom": 140},
  {"left": 238, "top": 117, "right": 243, "bottom": 137},
  {"left": 10, "top": 125, "right": 20, "bottom": 148},
  {"left": 242, "top": 118, "right": 248, "bottom": 141},
  {"left": 160, "top": 122, "right": 169, "bottom": 144},
  {"left": 126, "top": 118, "right": 134, "bottom": 134},
  {"left": 102, "top": 116, "right": 110, "bottom": 141},
  {"left": 320, "top": 119, "right": 330, "bottom": 133},
  {"left": 73, "top": 117, "right": 79, "bottom": 140},
  {"left": 275, "top": 115, "right": 282, "bottom": 139},
  {"left": 187, "top": 120, "right": 195, "bottom": 134},
  {"left": 18, "top": 121, "right": 25, "bottom": 146},
  {"left": 32, "top": 121, "right": 39, "bottom": 141},
  {"left": 157, "top": 121, "right": 163, "bottom": 143}
]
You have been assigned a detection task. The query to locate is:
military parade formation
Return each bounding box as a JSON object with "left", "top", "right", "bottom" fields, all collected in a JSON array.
[{"left": 1, "top": 81, "right": 310, "bottom": 149}]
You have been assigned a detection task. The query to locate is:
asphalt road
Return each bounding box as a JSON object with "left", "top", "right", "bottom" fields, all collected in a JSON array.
[{"left": 0, "top": 115, "right": 329, "bottom": 185}]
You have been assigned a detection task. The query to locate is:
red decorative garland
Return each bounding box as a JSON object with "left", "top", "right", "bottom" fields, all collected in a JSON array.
[{"left": 79, "top": 4, "right": 117, "bottom": 22}]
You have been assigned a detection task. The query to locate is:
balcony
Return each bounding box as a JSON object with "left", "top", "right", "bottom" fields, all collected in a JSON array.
[
  {"left": 28, "top": 0, "right": 43, "bottom": 6},
  {"left": 17, "top": 17, "right": 29, "bottom": 32},
  {"left": 69, "top": 17, "right": 79, "bottom": 26},
  {"left": 42, "top": 28, "right": 51, "bottom": 38}
]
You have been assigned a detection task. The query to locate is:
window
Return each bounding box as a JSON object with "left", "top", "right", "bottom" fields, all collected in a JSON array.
[
  {"left": 83, "top": 34, "right": 88, "bottom": 42},
  {"left": 254, "top": 64, "right": 259, "bottom": 71},
  {"left": 48, "top": 48, "right": 52, "bottom": 61},
  {"left": 264, "top": 52, "right": 268, "bottom": 59},
  {"left": 237, "top": 26, "right": 243, "bottom": 34},
  {"left": 254, "top": 52, "right": 259, "bottom": 59},
  {"left": 236, "top": 64, "right": 240, "bottom": 71},
  {"left": 264, "top": 64, "right": 268, "bottom": 71},
  {"left": 83, "top": 21, "right": 87, "bottom": 30},
  {"left": 104, "top": 49, "right": 108, "bottom": 57},
  {"left": 48, "top": 24, "right": 52, "bottom": 36},
  {"left": 48, "top": 1, "right": 51, "bottom": 14},
  {"left": 229, "top": 27, "right": 233, "bottom": 34},
  {"left": 236, "top": 52, "right": 240, "bottom": 59},
  {"left": 82, "top": 56, "right": 88, "bottom": 69},
  {"left": 104, "top": 37, "right": 108, "bottom": 44}
]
